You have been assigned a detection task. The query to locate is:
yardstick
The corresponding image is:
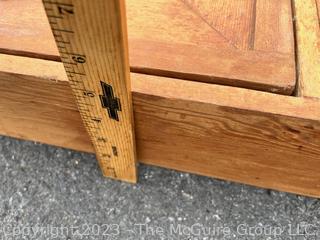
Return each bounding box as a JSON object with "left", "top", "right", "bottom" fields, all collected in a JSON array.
[{"left": 42, "top": 0, "right": 137, "bottom": 182}]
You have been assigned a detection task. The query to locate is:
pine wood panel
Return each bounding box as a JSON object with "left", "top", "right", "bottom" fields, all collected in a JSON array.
[
  {"left": 254, "top": 0, "right": 294, "bottom": 53},
  {"left": 0, "top": 0, "right": 59, "bottom": 60},
  {"left": 1, "top": 54, "right": 320, "bottom": 197},
  {"left": 177, "top": 0, "right": 256, "bottom": 50},
  {"left": 0, "top": 55, "right": 93, "bottom": 153},
  {"left": 0, "top": 0, "right": 296, "bottom": 94},
  {"left": 294, "top": 0, "right": 320, "bottom": 98}
]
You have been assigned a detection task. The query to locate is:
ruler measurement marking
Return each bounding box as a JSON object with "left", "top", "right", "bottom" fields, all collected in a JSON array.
[
  {"left": 56, "top": 40, "right": 71, "bottom": 44},
  {"left": 65, "top": 71, "right": 85, "bottom": 75},
  {"left": 59, "top": 52, "right": 85, "bottom": 57},
  {"left": 61, "top": 52, "right": 86, "bottom": 57},
  {"left": 62, "top": 62, "right": 77, "bottom": 65},
  {"left": 43, "top": 1, "right": 73, "bottom": 7},
  {"left": 52, "top": 28, "right": 74, "bottom": 33},
  {"left": 69, "top": 80, "right": 82, "bottom": 84},
  {"left": 43, "top": 0, "right": 137, "bottom": 182},
  {"left": 47, "top": 15, "right": 63, "bottom": 19},
  {"left": 53, "top": 33, "right": 62, "bottom": 37},
  {"left": 60, "top": 64, "right": 73, "bottom": 70}
]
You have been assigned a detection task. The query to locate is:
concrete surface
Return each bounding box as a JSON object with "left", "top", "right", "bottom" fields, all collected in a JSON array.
[{"left": 0, "top": 135, "right": 319, "bottom": 240}]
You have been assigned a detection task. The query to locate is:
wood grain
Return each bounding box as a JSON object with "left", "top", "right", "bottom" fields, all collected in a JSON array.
[
  {"left": 0, "top": 0, "right": 59, "bottom": 60},
  {"left": 0, "top": 65, "right": 93, "bottom": 152},
  {"left": 0, "top": 0, "right": 296, "bottom": 94},
  {"left": 254, "top": 0, "right": 294, "bottom": 53},
  {"left": 180, "top": 0, "right": 256, "bottom": 50},
  {"left": 1, "top": 54, "right": 320, "bottom": 197},
  {"left": 294, "top": 0, "right": 320, "bottom": 98}
]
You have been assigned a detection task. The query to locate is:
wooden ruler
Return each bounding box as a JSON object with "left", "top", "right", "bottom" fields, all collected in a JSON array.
[{"left": 43, "top": 0, "right": 137, "bottom": 182}]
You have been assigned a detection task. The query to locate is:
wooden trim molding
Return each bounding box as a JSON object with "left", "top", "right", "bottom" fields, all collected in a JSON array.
[{"left": 294, "top": 0, "right": 320, "bottom": 98}]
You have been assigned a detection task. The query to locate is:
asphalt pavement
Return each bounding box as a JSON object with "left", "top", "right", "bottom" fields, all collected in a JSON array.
[{"left": 0, "top": 135, "right": 319, "bottom": 239}]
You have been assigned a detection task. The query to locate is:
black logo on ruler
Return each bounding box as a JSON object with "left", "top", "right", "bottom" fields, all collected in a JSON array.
[{"left": 99, "top": 81, "right": 121, "bottom": 121}]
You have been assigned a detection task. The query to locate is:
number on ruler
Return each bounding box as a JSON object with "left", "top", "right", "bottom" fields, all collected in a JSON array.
[
  {"left": 112, "top": 146, "right": 118, "bottom": 157},
  {"left": 57, "top": 5, "right": 74, "bottom": 15},
  {"left": 97, "top": 137, "right": 107, "bottom": 142},
  {"left": 83, "top": 91, "right": 95, "bottom": 97},
  {"left": 92, "top": 117, "right": 102, "bottom": 123},
  {"left": 72, "top": 55, "right": 86, "bottom": 64}
]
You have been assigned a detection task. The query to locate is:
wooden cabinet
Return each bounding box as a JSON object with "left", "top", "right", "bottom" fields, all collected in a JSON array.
[{"left": 0, "top": 0, "right": 320, "bottom": 197}]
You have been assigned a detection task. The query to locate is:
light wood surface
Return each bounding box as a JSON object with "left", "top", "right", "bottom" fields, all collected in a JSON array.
[
  {"left": 254, "top": 0, "right": 294, "bottom": 53},
  {"left": 294, "top": 0, "right": 320, "bottom": 98},
  {"left": 42, "top": 0, "right": 137, "bottom": 182},
  {"left": 1, "top": 54, "right": 320, "bottom": 197},
  {"left": 0, "top": 0, "right": 59, "bottom": 60},
  {"left": 0, "top": 0, "right": 296, "bottom": 94}
]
